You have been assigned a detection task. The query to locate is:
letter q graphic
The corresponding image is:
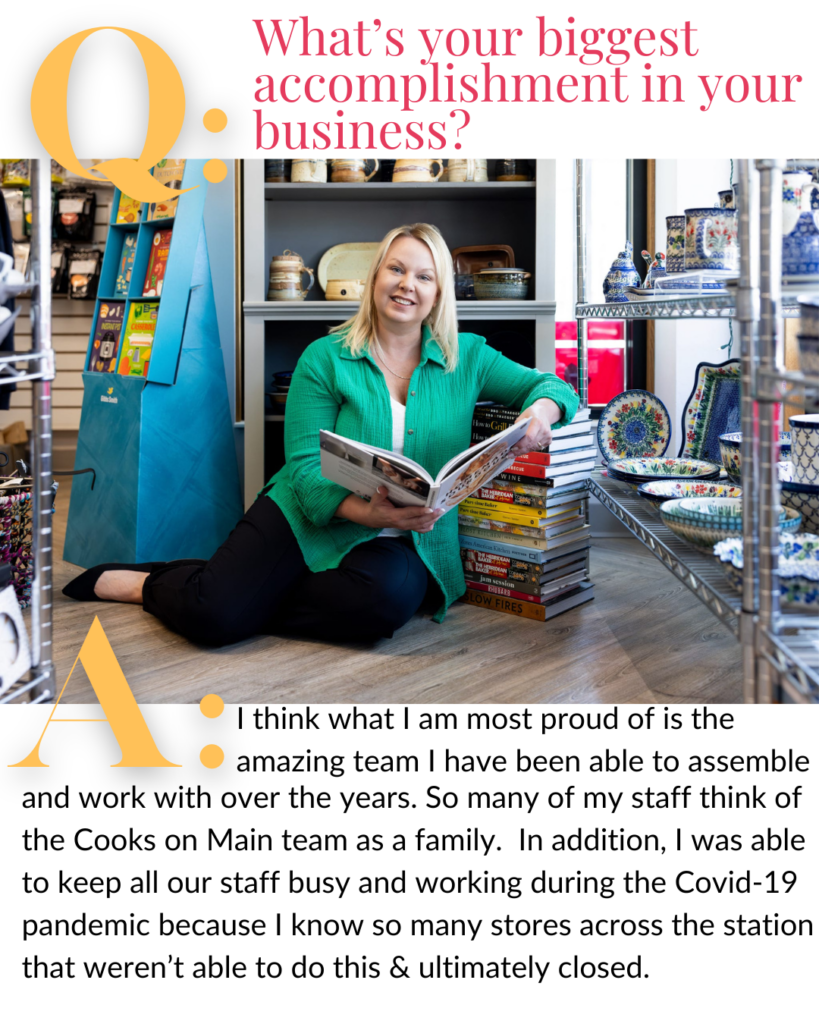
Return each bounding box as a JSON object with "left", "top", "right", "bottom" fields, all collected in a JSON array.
[{"left": 31, "top": 27, "right": 191, "bottom": 203}]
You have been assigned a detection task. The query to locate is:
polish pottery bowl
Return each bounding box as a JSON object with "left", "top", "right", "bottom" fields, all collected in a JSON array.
[
  {"left": 714, "top": 533, "right": 819, "bottom": 606},
  {"left": 608, "top": 457, "right": 721, "bottom": 490},
  {"left": 718, "top": 431, "right": 791, "bottom": 482},
  {"left": 637, "top": 479, "right": 742, "bottom": 508},
  {"left": 661, "top": 498, "right": 800, "bottom": 550}
]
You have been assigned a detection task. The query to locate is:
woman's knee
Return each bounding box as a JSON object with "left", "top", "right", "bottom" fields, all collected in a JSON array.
[{"left": 355, "top": 547, "right": 429, "bottom": 636}]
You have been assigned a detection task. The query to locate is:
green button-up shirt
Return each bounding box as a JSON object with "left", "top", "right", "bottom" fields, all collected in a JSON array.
[{"left": 265, "top": 328, "right": 579, "bottom": 621}]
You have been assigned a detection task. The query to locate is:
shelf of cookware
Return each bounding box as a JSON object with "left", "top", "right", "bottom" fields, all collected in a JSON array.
[
  {"left": 576, "top": 294, "right": 801, "bottom": 320},
  {"left": 589, "top": 470, "right": 742, "bottom": 635},
  {"left": 243, "top": 299, "right": 557, "bottom": 320},
  {"left": 263, "top": 181, "right": 537, "bottom": 202}
]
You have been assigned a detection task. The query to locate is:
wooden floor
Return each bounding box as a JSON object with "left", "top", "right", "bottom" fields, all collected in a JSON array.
[{"left": 48, "top": 481, "right": 743, "bottom": 705}]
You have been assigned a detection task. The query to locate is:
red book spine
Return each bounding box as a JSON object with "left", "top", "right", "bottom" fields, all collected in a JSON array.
[{"left": 465, "top": 580, "right": 539, "bottom": 603}]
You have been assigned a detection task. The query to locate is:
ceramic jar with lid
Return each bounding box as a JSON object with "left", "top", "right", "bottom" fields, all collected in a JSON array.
[
  {"left": 442, "top": 159, "right": 488, "bottom": 182},
  {"left": 267, "top": 251, "right": 315, "bottom": 301}
]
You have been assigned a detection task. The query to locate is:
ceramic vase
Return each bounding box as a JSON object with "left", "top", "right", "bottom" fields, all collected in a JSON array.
[
  {"left": 790, "top": 414, "right": 819, "bottom": 485},
  {"left": 603, "top": 242, "right": 641, "bottom": 303},
  {"left": 684, "top": 208, "right": 738, "bottom": 272},
  {"left": 782, "top": 212, "right": 819, "bottom": 276}
]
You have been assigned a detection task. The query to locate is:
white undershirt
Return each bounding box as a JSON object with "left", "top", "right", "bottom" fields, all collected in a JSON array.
[{"left": 379, "top": 395, "right": 410, "bottom": 538}]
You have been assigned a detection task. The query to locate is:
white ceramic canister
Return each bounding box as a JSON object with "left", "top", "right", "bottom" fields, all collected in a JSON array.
[
  {"left": 291, "top": 159, "right": 328, "bottom": 183},
  {"left": 789, "top": 413, "right": 819, "bottom": 485}
]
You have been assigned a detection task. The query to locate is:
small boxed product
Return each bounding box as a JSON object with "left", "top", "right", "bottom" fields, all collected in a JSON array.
[
  {"left": 142, "top": 229, "right": 172, "bottom": 297},
  {"left": 88, "top": 301, "right": 126, "bottom": 373},
  {"left": 146, "top": 159, "right": 185, "bottom": 221},
  {"left": 114, "top": 233, "right": 138, "bottom": 298},
  {"left": 115, "top": 193, "right": 142, "bottom": 224},
  {"left": 118, "top": 301, "right": 159, "bottom": 377},
  {"left": 55, "top": 188, "right": 96, "bottom": 242},
  {"left": 67, "top": 248, "right": 101, "bottom": 300}
]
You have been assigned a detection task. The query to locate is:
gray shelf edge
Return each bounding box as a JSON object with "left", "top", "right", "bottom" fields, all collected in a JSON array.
[
  {"left": 244, "top": 300, "right": 556, "bottom": 320},
  {"left": 590, "top": 471, "right": 742, "bottom": 635},
  {"left": 263, "top": 181, "right": 536, "bottom": 199}
]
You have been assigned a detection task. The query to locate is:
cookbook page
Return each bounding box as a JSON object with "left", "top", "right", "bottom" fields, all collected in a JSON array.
[
  {"left": 319, "top": 430, "right": 433, "bottom": 507},
  {"left": 432, "top": 419, "right": 532, "bottom": 510}
]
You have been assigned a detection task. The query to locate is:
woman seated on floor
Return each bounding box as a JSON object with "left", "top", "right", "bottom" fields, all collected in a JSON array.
[{"left": 63, "top": 223, "right": 579, "bottom": 645}]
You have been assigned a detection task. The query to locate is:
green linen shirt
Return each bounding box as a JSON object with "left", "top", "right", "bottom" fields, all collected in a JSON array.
[{"left": 265, "top": 327, "right": 580, "bottom": 622}]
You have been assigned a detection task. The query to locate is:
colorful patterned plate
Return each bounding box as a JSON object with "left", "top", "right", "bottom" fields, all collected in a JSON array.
[
  {"left": 597, "top": 389, "right": 671, "bottom": 463},
  {"left": 637, "top": 479, "right": 742, "bottom": 506},
  {"left": 609, "top": 456, "right": 721, "bottom": 481},
  {"left": 678, "top": 359, "right": 741, "bottom": 464}
]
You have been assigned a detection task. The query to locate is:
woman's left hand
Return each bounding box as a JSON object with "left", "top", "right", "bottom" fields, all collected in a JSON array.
[{"left": 512, "top": 398, "right": 563, "bottom": 455}]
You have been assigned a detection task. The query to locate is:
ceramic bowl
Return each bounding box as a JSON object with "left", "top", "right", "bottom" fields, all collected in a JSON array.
[
  {"left": 660, "top": 497, "right": 801, "bottom": 550},
  {"left": 718, "top": 431, "right": 791, "bottom": 482},
  {"left": 608, "top": 457, "right": 721, "bottom": 490},
  {"left": 473, "top": 268, "right": 530, "bottom": 300},
  {"left": 637, "top": 479, "right": 742, "bottom": 507},
  {"left": 714, "top": 533, "right": 819, "bottom": 606}
]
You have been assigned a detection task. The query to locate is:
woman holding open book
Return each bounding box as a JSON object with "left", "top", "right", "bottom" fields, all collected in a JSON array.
[{"left": 64, "top": 224, "right": 578, "bottom": 645}]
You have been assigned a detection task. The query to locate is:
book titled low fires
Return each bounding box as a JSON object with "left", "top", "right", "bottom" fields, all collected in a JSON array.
[{"left": 460, "top": 582, "right": 594, "bottom": 621}]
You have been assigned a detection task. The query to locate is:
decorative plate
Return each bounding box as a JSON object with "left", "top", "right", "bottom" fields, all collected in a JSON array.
[
  {"left": 609, "top": 456, "right": 721, "bottom": 481},
  {"left": 637, "top": 479, "right": 742, "bottom": 507},
  {"left": 678, "top": 359, "right": 741, "bottom": 464},
  {"left": 597, "top": 389, "right": 671, "bottom": 463},
  {"left": 714, "top": 533, "right": 819, "bottom": 605},
  {"left": 317, "top": 242, "right": 380, "bottom": 293}
]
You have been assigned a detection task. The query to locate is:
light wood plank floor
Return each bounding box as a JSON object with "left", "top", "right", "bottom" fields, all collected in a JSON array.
[{"left": 49, "top": 481, "right": 743, "bottom": 704}]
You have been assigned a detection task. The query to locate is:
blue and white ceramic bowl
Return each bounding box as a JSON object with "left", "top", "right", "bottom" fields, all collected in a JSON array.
[
  {"left": 660, "top": 497, "right": 800, "bottom": 550},
  {"left": 790, "top": 413, "right": 819, "bottom": 485},
  {"left": 714, "top": 533, "right": 819, "bottom": 606},
  {"left": 637, "top": 479, "right": 742, "bottom": 507},
  {"left": 718, "top": 431, "right": 791, "bottom": 482}
]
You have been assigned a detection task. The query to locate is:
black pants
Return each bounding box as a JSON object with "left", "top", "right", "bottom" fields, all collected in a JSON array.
[{"left": 141, "top": 497, "right": 430, "bottom": 647}]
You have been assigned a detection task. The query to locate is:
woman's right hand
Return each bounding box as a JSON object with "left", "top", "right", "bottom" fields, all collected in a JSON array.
[
  {"left": 366, "top": 488, "right": 445, "bottom": 533},
  {"left": 336, "top": 489, "right": 445, "bottom": 532}
]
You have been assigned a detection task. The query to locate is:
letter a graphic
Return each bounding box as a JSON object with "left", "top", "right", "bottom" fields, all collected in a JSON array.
[{"left": 10, "top": 616, "right": 180, "bottom": 768}]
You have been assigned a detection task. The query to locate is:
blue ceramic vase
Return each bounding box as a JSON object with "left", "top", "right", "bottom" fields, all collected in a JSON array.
[
  {"left": 783, "top": 212, "right": 819, "bottom": 276},
  {"left": 603, "top": 242, "right": 641, "bottom": 303}
]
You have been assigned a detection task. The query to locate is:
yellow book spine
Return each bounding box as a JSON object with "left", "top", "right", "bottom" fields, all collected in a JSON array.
[{"left": 460, "top": 589, "right": 546, "bottom": 621}]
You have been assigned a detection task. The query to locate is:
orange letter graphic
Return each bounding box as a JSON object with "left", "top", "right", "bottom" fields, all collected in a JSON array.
[
  {"left": 10, "top": 617, "right": 180, "bottom": 768},
  {"left": 31, "top": 26, "right": 190, "bottom": 203}
]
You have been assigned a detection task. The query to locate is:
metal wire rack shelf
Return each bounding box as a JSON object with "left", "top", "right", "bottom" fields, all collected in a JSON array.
[
  {"left": 574, "top": 158, "right": 819, "bottom": 703},
  {"left": 577, "top": 295, "right": 800, "bottom": 320},
  {"left": 589, "top": 471, "right": 742, "bottom": 635},
  {"left": 0, "top": 158, "right": 56, "bottom": 705}
]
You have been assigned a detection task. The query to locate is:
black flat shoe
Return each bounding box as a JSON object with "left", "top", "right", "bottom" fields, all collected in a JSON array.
[{"left": 62, "top": 562, "right": 167, "bottom": 601}]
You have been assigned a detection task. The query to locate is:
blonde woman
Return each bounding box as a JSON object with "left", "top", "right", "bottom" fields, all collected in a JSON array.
[{"left": 64, "top": 224, "right": 579, "bottom": 645}]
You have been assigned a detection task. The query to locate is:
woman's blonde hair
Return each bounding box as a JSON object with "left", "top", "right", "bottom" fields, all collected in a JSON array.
[{"left": 332, "top": 223, "right": 459, "bottom": 370}]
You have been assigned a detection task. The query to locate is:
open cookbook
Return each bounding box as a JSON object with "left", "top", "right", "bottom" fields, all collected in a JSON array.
[{"left": 319, "top": 418, "right": 531, "bottom": 511}]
